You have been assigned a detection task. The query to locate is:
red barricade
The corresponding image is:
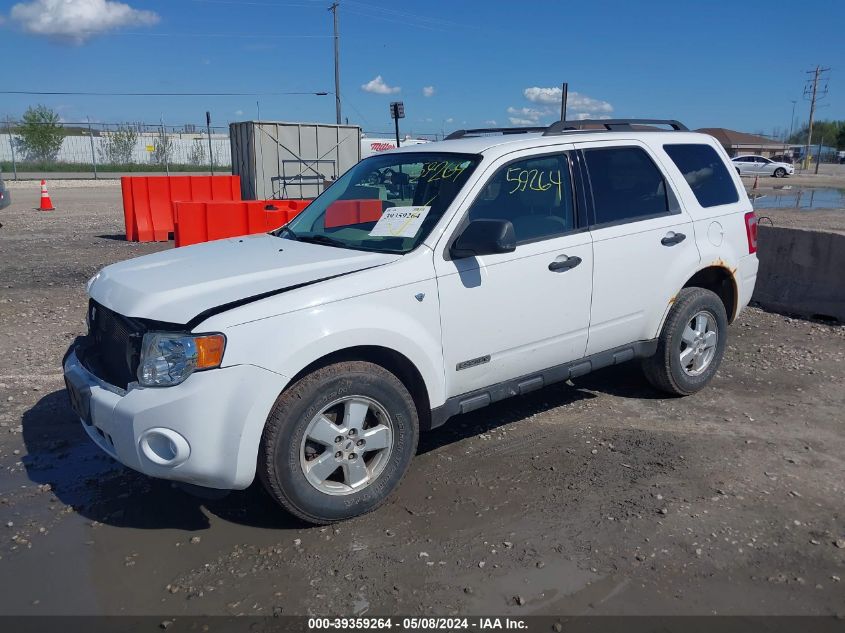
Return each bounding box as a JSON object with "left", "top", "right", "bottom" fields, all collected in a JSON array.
[
  {"left": 324, "top": 199, "right": 383, "bottom": 228},
  {"left": 121, "top": 176, "right": 241, "bottom": 242},
  {"left": 173, "top": 199, "right": 311, "bottom": 247}
]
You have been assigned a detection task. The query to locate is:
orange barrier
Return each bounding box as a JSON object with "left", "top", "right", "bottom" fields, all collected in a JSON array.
[
  {"left": 121, "top": 176, "right": 241, "bottom": 242},
  {"left": 173, "top": 199, "right": 310, "bottom": 247},
  {"left": 324, "top": 199, "right": 383, "bottom": 228}
]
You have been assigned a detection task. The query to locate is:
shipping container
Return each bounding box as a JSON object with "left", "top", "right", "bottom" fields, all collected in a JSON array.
[{"left": 230, "top": 121, "right": 361, "bottom": 200}]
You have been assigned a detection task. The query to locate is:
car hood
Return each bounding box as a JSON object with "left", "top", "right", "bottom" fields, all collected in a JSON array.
[{"left": 88, "top": 234, "right": 400, "bottom": 324}]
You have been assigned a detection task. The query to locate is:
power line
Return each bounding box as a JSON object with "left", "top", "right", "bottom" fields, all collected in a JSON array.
[
  {"left": 344, "top": 0, "right": 465, "bottom": 28},
  {"left": 85, "top": 31, "right": 334, "bottom": 38},
  {"left": 191, "top": 0, "right": 323, "bottom": 6},
  {"left": 1, "top": 90, "right": 331, "bottom": 96}
]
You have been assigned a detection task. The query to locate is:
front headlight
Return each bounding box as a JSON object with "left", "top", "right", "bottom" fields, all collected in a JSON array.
[{"left": 138, "top": 332, "right": 226, "bottom": 387}]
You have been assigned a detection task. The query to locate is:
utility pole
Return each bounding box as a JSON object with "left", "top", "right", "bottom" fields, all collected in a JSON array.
[
  {"left": 788, "top": 100, "right": 797, "bottom": 142},
  {"left": 329, "top": 2, "right": 341, "bottom": 124},
  {"left": 802, "top": 65, "right": 830, "bottom": 170}
]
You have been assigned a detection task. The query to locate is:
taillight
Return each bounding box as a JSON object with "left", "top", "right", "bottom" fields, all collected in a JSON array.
[{"left": 744, "top": 211, "right": 758, "bottom": 254}]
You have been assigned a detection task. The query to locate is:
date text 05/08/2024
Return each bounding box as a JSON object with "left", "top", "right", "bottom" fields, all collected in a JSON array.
[{"left": 307, "top": 617, "right": 528, "bottom": 630}]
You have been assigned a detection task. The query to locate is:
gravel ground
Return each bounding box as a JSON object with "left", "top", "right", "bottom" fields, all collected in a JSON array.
[{"left": 0, "top": 185, "right": 843, "bottom": 617}]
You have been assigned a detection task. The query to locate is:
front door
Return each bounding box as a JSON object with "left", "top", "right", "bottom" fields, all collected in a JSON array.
[{"left": 435, "top": 149, "right": 593, "bottom": 397}]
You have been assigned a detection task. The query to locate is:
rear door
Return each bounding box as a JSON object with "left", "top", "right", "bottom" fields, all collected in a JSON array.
[{"left": 578, "top": 141, "right": 701, "bottom": 355}]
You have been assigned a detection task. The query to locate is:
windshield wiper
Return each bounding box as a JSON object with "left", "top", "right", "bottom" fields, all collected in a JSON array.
[
  {"left": 275, "top": 226, "right": 297, "bottom": 240},
  {"left": 296, "top": 234, "right": 351, "bottom": 249}
]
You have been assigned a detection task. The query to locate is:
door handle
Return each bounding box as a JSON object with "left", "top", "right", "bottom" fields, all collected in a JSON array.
[
  {"left": 661, "top": 232, "right": 686, "bottom": 246},
  {"left": 548, "top": 255, "right": 582, "bottom": 271}
]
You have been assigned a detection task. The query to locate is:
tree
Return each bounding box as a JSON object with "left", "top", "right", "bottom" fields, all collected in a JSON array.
[
  {"left": 14, "top": 105, "right": 65, "bottom": 162},
  {"left": 151, "top": 128, "right": 173, "bottom": 165},
  {"left": 100, "top": 125, "right": 139, "bottom": 165},
  {"left": 787, "top": 119, "right": 845, "bottom": 146},
  {"left": 188, "top": 140, "right": 206, "bottom": 166},
  {"left": 837, "top": 126, "right": 845, "bottom": 151}
]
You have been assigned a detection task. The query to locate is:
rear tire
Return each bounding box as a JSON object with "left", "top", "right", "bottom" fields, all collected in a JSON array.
[
  {"left": 642, "top": 287, "right": 728, "bottom": 396},
  {"left": 259, "top": 361, "right": 419, "bottom": 524}
]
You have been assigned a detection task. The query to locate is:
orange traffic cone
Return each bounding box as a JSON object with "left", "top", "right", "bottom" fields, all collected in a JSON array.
[
  {"left": 39, "top": 179, "right": 54, "bottom": 211},
  {"left": 752, "top": 174, "right": 759, "bottom": 190}
]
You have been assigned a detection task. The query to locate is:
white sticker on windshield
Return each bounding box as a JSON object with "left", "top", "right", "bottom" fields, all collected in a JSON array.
[{"left": 368, "top": 206, "right": 431, "bottom": 238}]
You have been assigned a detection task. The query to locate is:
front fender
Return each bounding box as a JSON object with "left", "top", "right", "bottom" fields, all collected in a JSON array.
[{"left": 219, "top": 279, "right": 446, "bottom": 408}]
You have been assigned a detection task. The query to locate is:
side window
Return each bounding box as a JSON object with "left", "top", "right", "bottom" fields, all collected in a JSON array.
[
  {"left": 467, "top": 153, "right": 574, "bottom": 243},
  {"left": 583, "top": 146, "right": 670, "bottom": 225},
  {"left": 663, "top": 143, "right": 740, "bottom": 208}
]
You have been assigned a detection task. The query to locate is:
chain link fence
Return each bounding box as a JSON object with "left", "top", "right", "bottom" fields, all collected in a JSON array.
[{"left": 1, "top": 120, "right": 232, "bottom": 179}]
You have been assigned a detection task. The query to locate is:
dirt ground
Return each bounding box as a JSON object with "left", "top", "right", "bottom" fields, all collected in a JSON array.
[{"left": 0, "top": 184, "right": 843, "bottom": 617}]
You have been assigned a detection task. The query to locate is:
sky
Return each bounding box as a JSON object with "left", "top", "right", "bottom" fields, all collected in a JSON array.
[{"left": 0, "top": 0, "right": 842, "bottom": 138}]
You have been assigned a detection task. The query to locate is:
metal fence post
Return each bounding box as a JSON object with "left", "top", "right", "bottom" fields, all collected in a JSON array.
[
  {"left": 160, "top": 119, "right": 170, "bottom": 176},
  {"left": 87, "top": 117, "right": 98, "bottom": 180},
  {"left": 6, "top": 117, "right": 18, "bottom": 181},
  {"left": 206, "top": 111, "right": 214, "bottom": 176}
]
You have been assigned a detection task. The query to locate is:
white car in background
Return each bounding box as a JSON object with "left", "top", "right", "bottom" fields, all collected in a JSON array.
[{"left": 731, "top": 155, "right": 794, "bottom": 178}]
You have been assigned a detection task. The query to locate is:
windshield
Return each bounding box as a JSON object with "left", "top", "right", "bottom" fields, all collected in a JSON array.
[{"left": 278, "top": 152, "right": 481, "bottom": 254}]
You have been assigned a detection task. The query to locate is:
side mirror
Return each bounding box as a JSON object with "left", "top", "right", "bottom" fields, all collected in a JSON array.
[{"left": 450, "top": 218, "right": 516, "bottom": 259}]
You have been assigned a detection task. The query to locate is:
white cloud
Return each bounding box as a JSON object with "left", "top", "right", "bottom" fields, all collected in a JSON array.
[
  {"left": 422, "top": 86, "right": 435, "bottom": 97},
  {"left": 234, "top": 110, "right": 244, "bottom": 116},
  {"left": 506, "top": 106, "right": 550, "bottom": 123},
  {"left": 10, "top": 0, "right": 159, "bottom": 44},
  {"left": 522, "top": 87, "right": 564, "bottom": 105},
  {"left": 361, "top": 75, "right": 400, "bottom": 95},
  {"left": 523, "top": 86, "right": 613, "bottom": 115},
  {"left": 484, "top": 119, "right": 497, "bottom": 126},
  {"left": 445, "top": 117, "right": 454, "bottom": 124},
  {"left": 571, "top": 112, "right": 613, "bottom": 121},
  {"left": 508, "top": 117, "right": 536, "bottom": 126}
]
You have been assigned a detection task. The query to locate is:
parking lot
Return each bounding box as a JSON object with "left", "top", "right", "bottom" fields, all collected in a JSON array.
[{"left": 0, "top": 183, "right": 843, "bottom": 616}]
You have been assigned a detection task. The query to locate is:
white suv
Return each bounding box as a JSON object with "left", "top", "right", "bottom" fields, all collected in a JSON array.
[{"left": 63, "top": 119, "right": 759, "bottom": 524}]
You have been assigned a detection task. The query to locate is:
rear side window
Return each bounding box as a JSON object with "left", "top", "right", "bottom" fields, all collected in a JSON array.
[
  {"left": 664, "top": 144, "right": 739, "bottom": 208},
  {"left": 583, "top": 146, "right": 670, "bottom": 225}
]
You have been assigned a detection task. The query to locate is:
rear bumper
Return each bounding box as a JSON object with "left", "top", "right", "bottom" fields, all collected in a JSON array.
[
  {"left": 63, "top": 347, "right": 284, "bottom": 490},
  {"left": 736, "top": 253, "right": 759, "bottom": 317}
]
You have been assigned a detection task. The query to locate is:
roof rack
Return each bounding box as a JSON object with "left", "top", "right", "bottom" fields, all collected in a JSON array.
[
  {"left": 444, "top": 118, "right": 688, "bottom": 140},
  {"left": 544, "top": 118, "right": 688, "bottom": 135},
  {"left": 444, "top": 126, "right": 547, "bottom": 140}
]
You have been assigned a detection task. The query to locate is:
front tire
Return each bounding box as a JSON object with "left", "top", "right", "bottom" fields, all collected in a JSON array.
[
  {"left": 774, "top": 167, "right": 786, "bottom": 178},
  {"left": 259, "top": 361, "right": 419, "bottom": 524},
  {"left": 642, "top": 287, "right": 728, "bottom": 396}
]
